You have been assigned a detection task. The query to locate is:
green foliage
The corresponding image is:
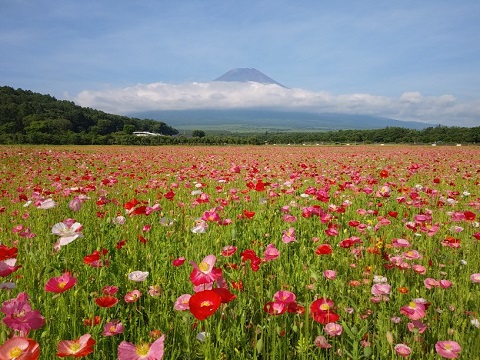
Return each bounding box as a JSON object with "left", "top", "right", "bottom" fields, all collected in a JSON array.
[
  {"left": 0, "top": 86, "right": 178, "bottom": 144},
  {"left": 191, "top": 129, "right": 206, "bottom": 138}
]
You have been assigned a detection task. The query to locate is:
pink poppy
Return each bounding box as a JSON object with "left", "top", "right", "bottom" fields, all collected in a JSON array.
[
  {"left": 118, "top": 335, "right": 165, "bottom": 360},
  {"left": 103, "top": 320, "right": 124, "bottom": 336},
  {"left": 191, "top": 219, "right": 208, "bottom": 233},
  {"left": 0, "top": 259, "right": 21, "bottom": 277},
  {"left": 0, "top": 336, "right": 40, "bottom": 359},
  {"left": 148, "top": 285, "right": 162, "bottom": 297},
  {"left": 394, "top": 344, "right": 411, "bottom": 357},
  {"left": 325, "top": 225, "right": 338, "bottom": 237},
  {"left": 412, "top": 264, "right": 426, "bottom": 274},
  {"left": 124, "top": 290, "right": 141, "bottom": 303},
  {"left": 435, "top": 340, "right": 461, "bottom": 359},
  {"left": 174, "top": 294, "right": 192, "bottom": 311},
  {"left": 1, "top": 292, "right": 45, "bottom": 336},
  {"left": 407, "top": 320, "right": 428, "bottom": 334},
  {"left": 221, "top": 246, "right": 237, "bottom": 257},
  {"left": 273, "top": 290, "right": 296, "bottom": 304},
  {"left": 69, "top": 197, "right": 82, "bottom": 211},
  {"left": 470, "top": 273, "right": 480, "bottom": 283},
  {"left": 201, "top": 210, "right": 220, "bottom": 222},
  {"left": 263, "top": 301, "right": 287, "bottom": 315},
  {"left": 263, "top": 244, "right": 280, "bottom": 261},
  {"left": 189, "top": 255, "right": 222, "bottom": 286},
  {"left": 44, "top": 272, "right": 77, "bottom": 293},
  {"left": 282, "top": 214, "right": 297, "bottom": 223},
  {"left": 314, "top": 335, "right": 331, "bottom": 349},
  {"left": 439, "top": 280, "right": 452, "bottom": 289},
  {"left": 371, "top": 283, "right": 391, "bottom": 296},
  {"left": 282, "top": 227, "right": 296, "bottom": 243},
  {"left": 324, "top": 322, "right": 343, "bottom": 337},
  {"left": 392, "top": 238, "right": 411, "bottom": 248},
  {"left": 36, "top": 198, "right": 57, "bottom": 209},
  {"left": 57, "top": 333, "right": 95, "bottom": 358},
  {"left": 102, "top": 285, "right": 119, "bottom": 295},
  {"left": 424, "top": 278, "right": 440, "bottom": 289},
  {"left": 402, "top": 250, "right": 422, "bottom": 260},
  {"left": 323, "top": 270, "right": 337, "bottom": 280},
  {"left": 400, "top": 300, "right": 426, "bottom": 320}
]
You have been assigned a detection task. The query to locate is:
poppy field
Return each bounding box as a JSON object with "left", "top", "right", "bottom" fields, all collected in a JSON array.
[{"left": 0, "top": 144, "right": 479, "bottom": 359}]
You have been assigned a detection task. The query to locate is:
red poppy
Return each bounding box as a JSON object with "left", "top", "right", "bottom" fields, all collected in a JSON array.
[
  {"left": 312, "top": 311, "right": 340, "bottom": 325},
  {"left": 230, "top": 281, "right": 243, "bottom": 291},
  {"left": 388, "top": 211, "right": 398, "bottom": 218},
  {"left": 0, "top": 245, "right": 17, "bottom": 261},
  {"left": 116, "top": 239, "right": 127, "bottom": 249},
  {"left": 287, "top": 302, "right": 305, "bottom": 314},
  {"left": 379, "top": 169, "right": 389, "bottom": 178},
  {"left": 172, "top": 257, "right": 186, "bottom": 266},
  {"left": 212, "top": 287, "right": 236, "bottom": 303},
  {"left": 188, "top": 290, "right": 222, "bottom": 320},
  {"left": 83, "top": 315, "right": 101, "bottom": 326},
  {"left": 241, "top": 249, "right": 261, "bottom": 271},
  {"left": 164, "top": 191, "right": 175, "bottom": 200},
  {"left": 123, "top": 198, "right": 139, "bottom": 211},
  {"left": 243, "top": 210, "right": 255, "bottom": 219},
  {"left": 84, "top": 249, "right": 109, "bottom": 267},
  {"left": 95, "top": 296, "right": 118, "bottom": 308},
  {"left": 315, "top": 244, "right": 333, "bottom": 255},
  {"left": 132, "top": 205, "right": 147, "bottom": 215},
  {"left": 464, "top": 211, "right": 476, "bottom": 221},
  {"left": 366, "top": 246, "right": 381, "bottom": 255},
  {"left": 310, "top": 297, "right": 340, "bottom": 324}
]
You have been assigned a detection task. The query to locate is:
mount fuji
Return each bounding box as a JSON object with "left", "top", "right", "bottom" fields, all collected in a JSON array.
[
  {"left": 131, "top": 68, "right": 432, "bottom": 132},
  {"left": 213, "top": 68, "right": 287, "bottom": 88}
]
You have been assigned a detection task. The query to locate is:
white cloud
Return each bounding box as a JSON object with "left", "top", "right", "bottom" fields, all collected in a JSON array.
[{"left": 73, "top": 82, "right": 480, "bottom": 127}]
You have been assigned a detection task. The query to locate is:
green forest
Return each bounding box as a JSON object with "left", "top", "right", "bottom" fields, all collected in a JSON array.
[
  {"left": 0, "top": 86, "right": 178, "bottom": 144},
  {"left": 1, "top": 86, "right": 479, "bottom": 145}
]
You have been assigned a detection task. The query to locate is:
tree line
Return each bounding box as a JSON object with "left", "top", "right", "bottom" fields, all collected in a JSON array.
[
  {"left": 0, "top": 86, "right": 178, "bottom": 144},
  {"left": 1, "top": 86, "right": 479, "bottom": 145}
]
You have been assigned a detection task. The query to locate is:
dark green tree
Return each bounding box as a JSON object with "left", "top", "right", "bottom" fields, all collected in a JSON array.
[{"left": 192, "top": 130, "right": 206, "bottom": 138}]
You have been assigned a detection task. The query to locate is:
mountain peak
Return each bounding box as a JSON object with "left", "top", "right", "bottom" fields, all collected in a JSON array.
[{"left": 213, "top": 68, "right": 287, "bottom": 88}]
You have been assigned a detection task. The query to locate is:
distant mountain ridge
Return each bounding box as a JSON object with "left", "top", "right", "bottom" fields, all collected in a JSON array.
[
  {"left": 132, "top": 108, "right": 432, "bottom": 132},
  {"left": 214, "top": 68, "right": 287, "bottom": 88}
]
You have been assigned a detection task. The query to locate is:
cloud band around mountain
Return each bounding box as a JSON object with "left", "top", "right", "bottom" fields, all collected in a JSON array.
[{"left": 73, "top": 82, "right": 480, "bottom": 127}]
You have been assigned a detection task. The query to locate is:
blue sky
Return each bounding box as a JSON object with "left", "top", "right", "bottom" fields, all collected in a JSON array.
[{"left": 1, "top": 0, "right": 480, "bottom": 126}]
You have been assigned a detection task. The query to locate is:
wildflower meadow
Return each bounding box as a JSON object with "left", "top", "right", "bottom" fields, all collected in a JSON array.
[{"left": 0, "top": 144, "right": 479, "bottom": 359}]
